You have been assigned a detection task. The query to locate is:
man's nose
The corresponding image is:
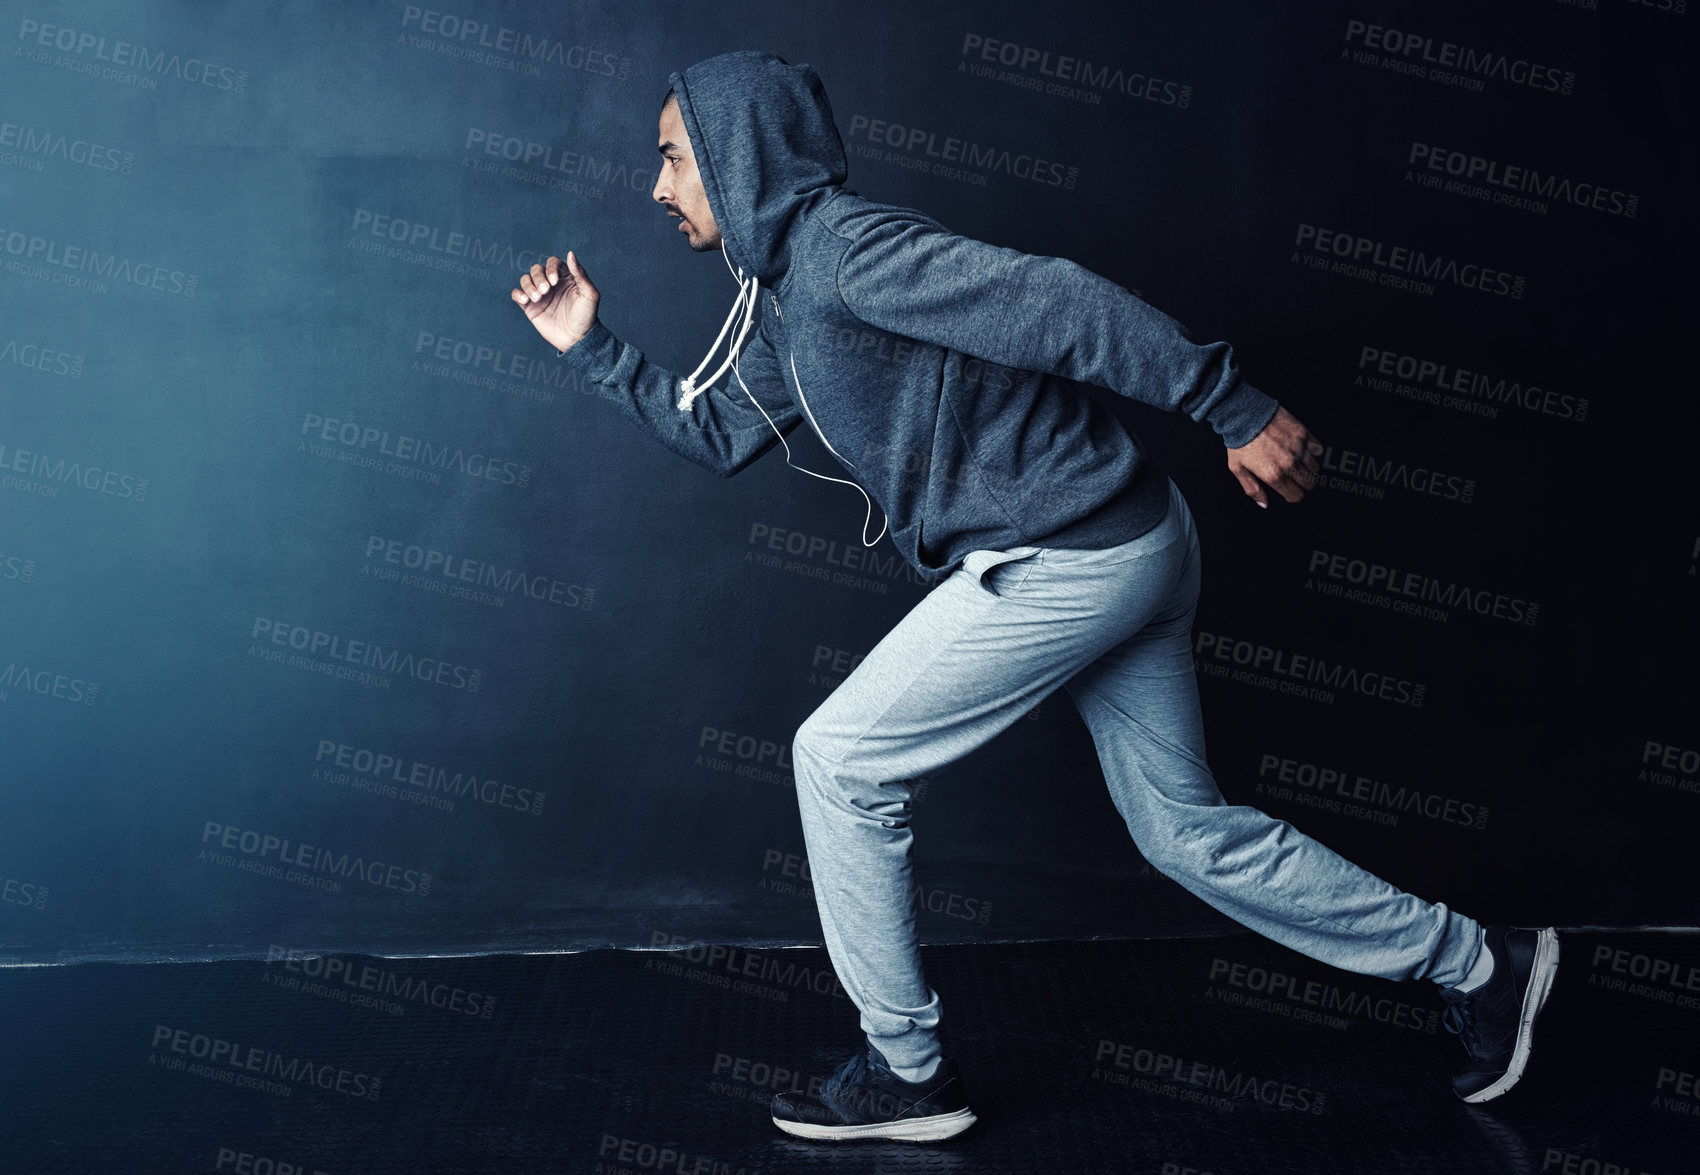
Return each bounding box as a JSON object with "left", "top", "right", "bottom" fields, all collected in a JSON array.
[{"left": 652, "top": 165, "right": 668, "bottom": 204}]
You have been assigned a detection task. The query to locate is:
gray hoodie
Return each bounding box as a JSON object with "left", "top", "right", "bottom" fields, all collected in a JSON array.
[{"left": 557, "top": 50, "right": 1279, "bottom": 581}]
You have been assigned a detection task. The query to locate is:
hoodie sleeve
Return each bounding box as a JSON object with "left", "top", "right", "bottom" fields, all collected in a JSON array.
[
  {"left": 833, "top": 215, "right": 1279, "bottom": 448},
  {"left": 554, "top": 313, "right": 802, "bottom": 477}
]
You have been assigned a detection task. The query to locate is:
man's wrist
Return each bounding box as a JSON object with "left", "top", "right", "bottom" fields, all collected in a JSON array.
[
  {"left": 554, "top": 323, "right": 597, "bottom": 357},
  {"left": 1216, "top": 388, "right": 1281, "bottom": 450},
  {"left": 553, "top": 320, "right": 610, "bottom": 363}
]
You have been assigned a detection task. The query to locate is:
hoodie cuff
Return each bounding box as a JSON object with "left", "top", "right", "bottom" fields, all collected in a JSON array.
[
  {"left": 1209, "top": 380, "right": 1281, "bottom": 449},
  {"left": 555, "top": 318, "right": 617, "bottom": 374}
]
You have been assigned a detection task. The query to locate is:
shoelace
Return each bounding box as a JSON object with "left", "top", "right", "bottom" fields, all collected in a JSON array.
[
  {"left": 1442, "top": 987, "right": 1516, "bottom": 1061},
  {"left": 821, "top": 1047, "right": 919, "bottom": 1124},
  {"left": 1440, "top": 998, "right": 1478, "bottom": 1049},
  {"left": 824, "top": 1047, "right": 874, "bottom": 1100}
]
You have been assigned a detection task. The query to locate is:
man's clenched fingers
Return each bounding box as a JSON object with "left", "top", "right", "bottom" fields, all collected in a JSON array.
[
  {"left": 1232, "top": 465, "right": 1268, "bottom": 508},
  {"left": 519, "top": 262, "right": 552, "bottom": 303}
]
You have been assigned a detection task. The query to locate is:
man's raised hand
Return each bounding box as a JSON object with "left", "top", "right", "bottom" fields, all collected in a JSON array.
[
  {"left": 510, "top": 252, "right": 599, "bottom": 354},
  {"left": 1226, "top": 405, "right": 1323, "bottom": 508}
]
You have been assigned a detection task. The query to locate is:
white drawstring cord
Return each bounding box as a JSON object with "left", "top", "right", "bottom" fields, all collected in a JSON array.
[
  {"left": 674, "top": 287, "right": 748, "bottom": 408},
  {"left": 676, "top": 243, "right": 759, "bottom": 410}
]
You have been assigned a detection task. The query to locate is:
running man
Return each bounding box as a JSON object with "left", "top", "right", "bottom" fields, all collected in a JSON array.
[{"left": 509, "top": 51, "right": 1558, "bottom": 1142}]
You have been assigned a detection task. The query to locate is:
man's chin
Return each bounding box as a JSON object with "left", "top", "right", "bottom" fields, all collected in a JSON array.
[{"left": 687, "top": 232, "right": 723, "bottom": 253}]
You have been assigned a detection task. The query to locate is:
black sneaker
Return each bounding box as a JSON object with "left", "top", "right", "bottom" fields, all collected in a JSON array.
[
  {"left": 770, "top": 1043, "right": 977, "bottom": 1141},
  {"left": 1439, "top": 924, "right": 1559, "bottom": 1102}
]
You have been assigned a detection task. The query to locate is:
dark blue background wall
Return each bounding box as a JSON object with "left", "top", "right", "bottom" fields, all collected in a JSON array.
[{"left": 2, "top": 0, "right": 1694, "bottom": 965}]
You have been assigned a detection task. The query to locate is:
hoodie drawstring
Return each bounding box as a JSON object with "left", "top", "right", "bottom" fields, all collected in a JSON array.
[
  {"left": 675, "top": 245, "right": 758, "bottom": 411},
  {"left": 676, "top": 243, "right": 889, "bottom": 549}
]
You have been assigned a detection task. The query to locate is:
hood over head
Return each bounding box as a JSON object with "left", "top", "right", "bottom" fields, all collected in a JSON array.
[{"left": 668, "top": 50, "right": 847, "bottom": 284}]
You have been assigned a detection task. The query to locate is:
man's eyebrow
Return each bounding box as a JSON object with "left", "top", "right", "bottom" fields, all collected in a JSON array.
[{"left": 658, "top": 139, "right": 681, "bottom": 156}]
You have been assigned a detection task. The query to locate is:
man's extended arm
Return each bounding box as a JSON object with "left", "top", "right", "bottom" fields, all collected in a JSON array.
[
  {"left": 834, "top": 212, "right": 1272, "bottom": 442},
  {"left": 832, "top": 213, "right": 1322, "bottom": 504},
  {"left": 514, "top": 254, "right": 802, "bottom": 477},
  {"left": 558, "top": 313, "right": 803, "bottom": 477}
]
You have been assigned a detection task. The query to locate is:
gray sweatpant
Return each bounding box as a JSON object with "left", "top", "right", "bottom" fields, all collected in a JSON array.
[{"left": 790, "top": 477, "right": 1484, "bottom": 1073}]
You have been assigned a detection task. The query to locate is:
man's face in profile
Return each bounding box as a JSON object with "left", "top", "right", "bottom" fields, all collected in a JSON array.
[{"left": 653, "top": 95, "right": 722, "bottom": 252}]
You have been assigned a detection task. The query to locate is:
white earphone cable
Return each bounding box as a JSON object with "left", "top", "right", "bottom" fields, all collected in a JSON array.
[{"left": 677, "top": 243, "right": 889, "bottom": 549}]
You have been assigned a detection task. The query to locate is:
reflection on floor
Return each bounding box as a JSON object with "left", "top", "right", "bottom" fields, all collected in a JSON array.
[{"left": 1, "top": 929, "right": 1695, "bottom": 1173}]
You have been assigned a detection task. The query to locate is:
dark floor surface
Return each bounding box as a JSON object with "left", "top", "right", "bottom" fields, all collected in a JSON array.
[{"left": 1, "top": 929, "right": 1695, "bottom": 1174}]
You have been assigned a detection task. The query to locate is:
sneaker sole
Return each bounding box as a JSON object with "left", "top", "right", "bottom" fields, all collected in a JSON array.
[
  {"left": 1461, "top": 926, "right": 1559, "bottom": 1104},
  {"left": 772, "top": 1106, "right": 977, "bottom": 1142}
]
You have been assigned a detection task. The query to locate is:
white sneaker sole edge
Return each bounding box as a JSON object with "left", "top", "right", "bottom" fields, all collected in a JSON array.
[{"left": 772, "top": 1106, "right": 977, "bottom": 1141}]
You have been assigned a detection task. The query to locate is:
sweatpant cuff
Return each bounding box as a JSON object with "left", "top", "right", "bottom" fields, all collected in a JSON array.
[
  {"left": 1429, "top": 916, "right": 1487, "bottom": 988},
  {"left": 867, "top": 1023, "right": 943, "bottom": 1072}
]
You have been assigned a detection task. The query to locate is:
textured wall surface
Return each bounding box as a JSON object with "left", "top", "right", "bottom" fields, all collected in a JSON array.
[{"left": 1, "top": 0, "right": 1694, "bottom": 964}]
